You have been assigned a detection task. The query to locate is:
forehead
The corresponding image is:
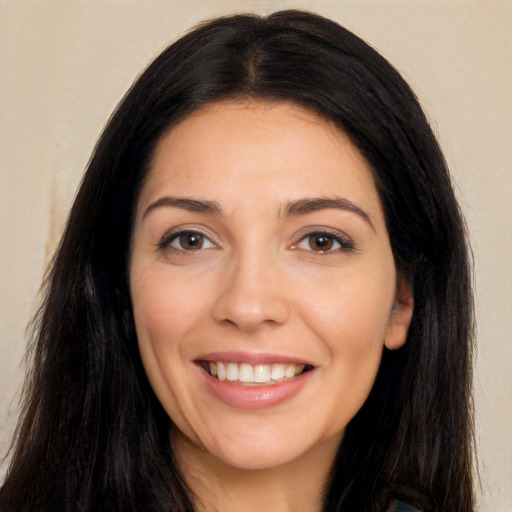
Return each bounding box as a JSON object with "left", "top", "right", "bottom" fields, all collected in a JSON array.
[{"left": 138, "top": 100, "right": 382, "bottom": 220}]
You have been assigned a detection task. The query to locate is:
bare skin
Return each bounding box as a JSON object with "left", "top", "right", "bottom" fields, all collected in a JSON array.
[
  {"left": 174, "top": 430, "right": 340, "bottom": 512},
  {"left": 129, "top": 100, "right": 413, "bottom": 511}
]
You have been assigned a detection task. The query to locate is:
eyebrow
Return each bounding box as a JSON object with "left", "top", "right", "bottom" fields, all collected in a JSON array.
[
  {"left": 143, "top": 197, "right": 223, "bottom": 219},
  {"left": 143, "top": 195, "right": 374, "bottom": 230},
  {"left": 282, "top": 197, "right": 375, "bottom": 230}
]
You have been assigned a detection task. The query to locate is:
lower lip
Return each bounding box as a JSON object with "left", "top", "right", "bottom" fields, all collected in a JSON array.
[{"left": 199, "top": 367, "right": 315, "bottom": 410}]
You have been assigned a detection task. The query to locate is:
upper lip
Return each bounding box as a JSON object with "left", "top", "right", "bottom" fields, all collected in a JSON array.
[{"left": 194, "top": 351, "right": 316, "bottom": 366}]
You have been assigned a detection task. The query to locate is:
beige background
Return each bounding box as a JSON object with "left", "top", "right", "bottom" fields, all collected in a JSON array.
[{"left": 1, "top": 1, "right": 510, "bottom": 509}]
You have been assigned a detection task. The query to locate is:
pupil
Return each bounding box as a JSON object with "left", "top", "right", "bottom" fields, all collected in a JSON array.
[
  {"left": 310, "top": 234, "right": 333, "bottom": 251},
  {"left": 181, "top": 233, "right": 203, "bottom": 249}
]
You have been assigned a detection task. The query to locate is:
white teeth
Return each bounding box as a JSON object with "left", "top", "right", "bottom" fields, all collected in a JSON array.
[
  {"left": 271, "top": 364, "right": 285, "bottom": 381},
  {"left": 285, "top": 364, "right": 297, "bottom": 379},
  {"left": 207, "top": 361, "right": 306, "bottom": 385},
  {"left": 254, "top": 364, "right": 271, "bottom": 383},
  {"left": 226, "top": 363, "right": 239, "bottom": 381},
  {"left": 217, "top": 361, "right": 226, "bottom": 381},
  {"left": 239, "top": 363, "right": 254, "bottom": 383}
]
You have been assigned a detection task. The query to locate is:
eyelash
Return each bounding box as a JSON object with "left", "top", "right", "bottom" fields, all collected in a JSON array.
[{"left": 157, "top": 229, "right": 355, "bottom": 254}]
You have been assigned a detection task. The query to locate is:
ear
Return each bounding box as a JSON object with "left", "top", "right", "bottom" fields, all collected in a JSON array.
[{"left": 384, "top": 279, "right": 414, "bottom": 350}]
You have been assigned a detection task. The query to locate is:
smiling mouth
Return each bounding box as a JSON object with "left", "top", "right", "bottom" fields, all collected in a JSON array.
[{"left": 198, "top": 361, "right": 314, "bottom": 386}]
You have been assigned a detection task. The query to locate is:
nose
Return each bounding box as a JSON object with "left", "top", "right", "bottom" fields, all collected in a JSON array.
[{"left": 211, "top": 252, "right": 290, "bottom": 332}]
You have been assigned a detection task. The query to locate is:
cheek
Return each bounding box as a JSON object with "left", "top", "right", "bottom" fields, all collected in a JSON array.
[
  {"left": 132, "top": 267, "right": 208, "bottom": 348},
  {"left": 298, "top": 268, "right": 394, "bottom": 415},
  {"left": 130, "top": 269, "right": 208, "bottom": 435},
  {"left": 130, "top": 269, "right": 198, "bottom": 396},
  {"left": 303, "top": 270, "right": 394, "bottom": 348}
]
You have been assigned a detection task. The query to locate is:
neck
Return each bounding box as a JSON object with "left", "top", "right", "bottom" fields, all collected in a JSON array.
[{"left": 173, "top": 432, "right": 342, "bottom": 512}]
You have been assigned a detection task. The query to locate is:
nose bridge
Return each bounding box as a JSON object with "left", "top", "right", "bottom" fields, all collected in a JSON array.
[{"left": 211, "top": 242, "right": 290, "bottom": 331}]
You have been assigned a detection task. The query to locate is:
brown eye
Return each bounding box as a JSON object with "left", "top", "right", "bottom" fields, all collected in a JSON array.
[
  {"left": 161, "top": 230, "right": 215, "bottom": 251},
  {"left": 293, "top": 230, "right": 354, "bottom": 253},
  {"left": 308, "top": 233, "right": 335, "bottom": 251},
  {"left": 178, "top": 232, "right": 204, "bottom": 250}
]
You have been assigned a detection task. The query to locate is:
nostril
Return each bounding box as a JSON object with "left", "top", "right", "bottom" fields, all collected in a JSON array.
[{"left": 212, "top": 296, "right": 291, "bottom": 332}]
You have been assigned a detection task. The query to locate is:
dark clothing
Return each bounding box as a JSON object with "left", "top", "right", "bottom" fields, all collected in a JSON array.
[{"left": 387, "top": 498, "right": 423, "bottom": 511}]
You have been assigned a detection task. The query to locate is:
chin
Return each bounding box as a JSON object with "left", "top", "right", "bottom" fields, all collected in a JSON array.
[
  {"left": 185, "top": 423, "right": 343, "bottom": 474},
  {"left": 214, "top": 445, "right": 302, "bottom": 471}
]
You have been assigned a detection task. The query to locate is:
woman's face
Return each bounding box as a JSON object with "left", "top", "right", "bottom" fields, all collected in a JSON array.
[{"left": 129, "top": 100, "right": 412, "bottom": 471}]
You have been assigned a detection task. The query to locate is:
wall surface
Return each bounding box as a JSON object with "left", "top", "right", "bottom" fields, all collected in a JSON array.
[{"left": 1, "top": 1, "right": 511, "bottom": 510}]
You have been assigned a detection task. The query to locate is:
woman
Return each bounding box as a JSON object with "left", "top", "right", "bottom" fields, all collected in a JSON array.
[{"left": 0, "top": 10, "right": 474, "bottom": 512}]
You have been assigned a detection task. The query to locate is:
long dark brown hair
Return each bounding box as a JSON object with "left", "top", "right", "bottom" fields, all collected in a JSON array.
[{"left": 0, "top": 10, "right": 474, "bottom": 512}]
